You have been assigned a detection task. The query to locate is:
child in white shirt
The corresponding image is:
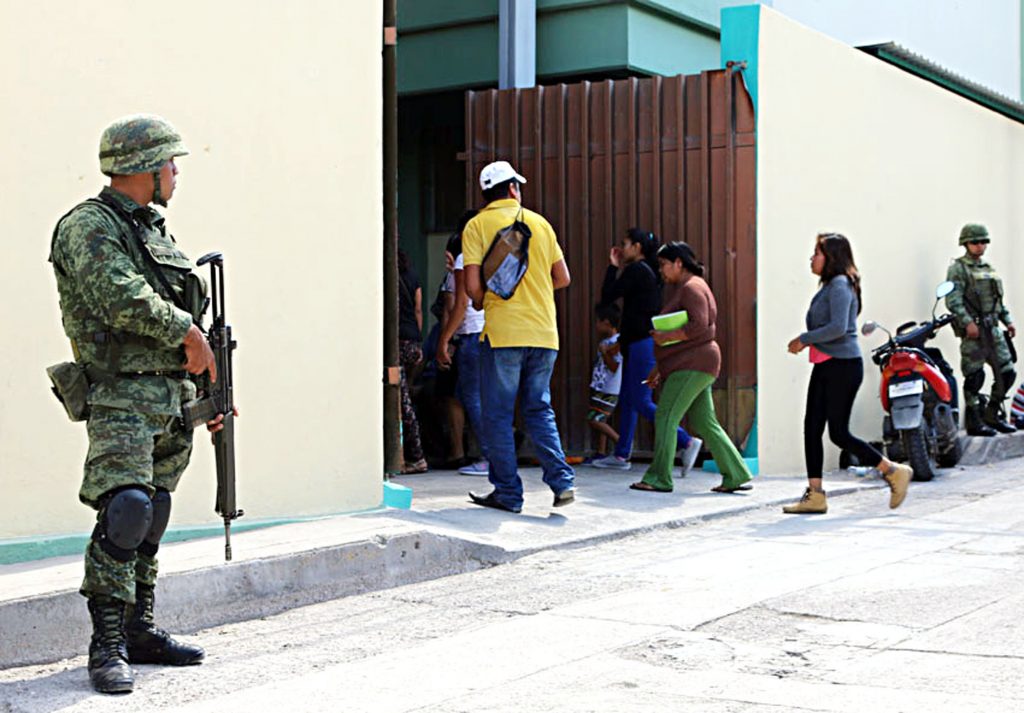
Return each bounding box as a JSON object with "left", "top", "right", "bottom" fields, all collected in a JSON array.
[{"left": 587, "top": 303, "right": 623, "bottom": 460}]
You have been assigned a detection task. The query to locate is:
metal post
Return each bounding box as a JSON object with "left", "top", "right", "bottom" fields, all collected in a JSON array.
[
  {"left": 498, "top": 0, "right": 536, "bottom": 90},
  {"left": 383, "top": 0, "right": 402, "bottom": 475}
]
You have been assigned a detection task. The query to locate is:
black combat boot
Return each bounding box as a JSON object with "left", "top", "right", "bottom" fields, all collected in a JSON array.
[
  {"left": 965, "top": 404, "right": 998, "bottom": 437},
  {"left": 87, "top": 595, "right": 134, "bottom": 694},
  {"left": 125, "top": 583, "right": 205, "bottom": 666},
  {"left": 983, "top": 400, "right": 1017, "bottom": 434}
]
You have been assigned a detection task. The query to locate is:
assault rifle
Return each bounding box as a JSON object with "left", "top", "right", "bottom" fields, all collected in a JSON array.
[{"left": 181, "top": 252, "right": 242, "bottom": 561}]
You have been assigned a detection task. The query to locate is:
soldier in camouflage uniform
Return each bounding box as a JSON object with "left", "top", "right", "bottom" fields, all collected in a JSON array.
[
  {"left": 945, "top": 224, "right": 1017, "bottom": 437},
  {"left": 50, "top": 115, "right": 218, "bottom": 694}
]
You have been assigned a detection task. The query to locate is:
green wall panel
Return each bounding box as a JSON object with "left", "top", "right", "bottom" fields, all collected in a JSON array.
[
  {"left": 398, "top": 0, "right": 497, "bottom": 32},
  {"left": 627, "top": 5, "right": 720, "bottom": 76},
  {"left": 398, "top": 23, "right": 500, "bottom": 94},
  {"left": 396, "top": 0, "right": 749, "bottom": 94},
  {"left": 630, "top": 0, "right": 755, "bottom": 32},
  {"left": 537, "top": 4, "right": 630, "bottom": 77}
]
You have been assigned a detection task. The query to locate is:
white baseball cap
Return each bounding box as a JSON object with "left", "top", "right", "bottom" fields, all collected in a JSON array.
[{"left": 479, "top": 160, "right": 527, "bottom": 191}]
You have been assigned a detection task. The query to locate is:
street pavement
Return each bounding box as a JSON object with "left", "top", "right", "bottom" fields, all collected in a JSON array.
[{"left": 1, "top": 459, "right": 1022, "bottom": 712}]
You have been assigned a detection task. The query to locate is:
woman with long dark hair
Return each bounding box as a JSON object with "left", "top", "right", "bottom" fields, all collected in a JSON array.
[
  {"left": 595, "top": 229, "right": 702, "bottom": 473},
  {"left": 630, "top": 242, "right": 751, "bottom": 492},
  {"left": 784, "top": 232, "right": 912, "bottom": 513}
]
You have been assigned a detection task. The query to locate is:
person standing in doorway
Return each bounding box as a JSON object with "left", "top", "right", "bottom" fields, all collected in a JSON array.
[
  {"left": 437, "top": 210, "right": 490, "bottom": 476},
  {"left": 462, "top": 160, "right": 575, "bottom": 513},
  {"left": 398, "top": 248, "right": 428, "bottom": 473},
  {"left": 784, "top": 233, "right": 912, "bottom": 514},
  {"left": 595, "top": 228, "right": 702, "bottom": 475}
]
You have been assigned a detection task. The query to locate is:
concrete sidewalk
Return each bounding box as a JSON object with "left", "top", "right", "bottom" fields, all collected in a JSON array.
[{"left": 0, "top": 464, "right": 893, "bottom": 670}]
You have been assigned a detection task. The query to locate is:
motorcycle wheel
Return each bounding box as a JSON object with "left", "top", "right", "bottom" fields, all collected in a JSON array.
[
  {"left": 936, "top": 436, "right": 963, "bottom": 468},
  {"left": 901, "top": 427, "right": 935, "bottom": 482}
]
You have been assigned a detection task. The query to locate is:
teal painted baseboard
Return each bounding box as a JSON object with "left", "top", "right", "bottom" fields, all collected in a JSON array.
[
  {"left": 702, "top": 457, "right": 759, "bottom": 475},
  {"left": 0, "top": 503, "right": 390, "bottom": 566},
  {"left": 0, "top": 519, "right": 299, "bottom": 567},
  {"left": 383, "top": 481, "right": 413, "bottom": 509},
  {"left": 743, "top": 414, "right": 758, "bottom": 458}
]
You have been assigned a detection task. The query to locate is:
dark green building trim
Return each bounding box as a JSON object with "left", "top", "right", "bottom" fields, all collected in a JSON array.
[
  {"left": 861, "top": 43, "right": 1024, "bottom": 125},
  {"left": 397, "top": 0, "right": 750, "bottom": 95}
]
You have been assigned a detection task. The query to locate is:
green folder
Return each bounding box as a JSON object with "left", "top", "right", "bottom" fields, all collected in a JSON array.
[{"left": 650, "top": 310, "right": 689, "bottom": 346}]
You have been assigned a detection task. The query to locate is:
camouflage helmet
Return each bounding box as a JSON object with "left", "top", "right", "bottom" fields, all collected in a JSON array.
[
  {"left": 99, "top": 114, "right": 189, "bottom": 176},
  {"left": 959, "top": 223, "right": 989, "bottom": 246}
]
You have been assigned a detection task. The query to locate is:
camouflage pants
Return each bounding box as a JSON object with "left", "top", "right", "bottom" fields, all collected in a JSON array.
[
  {"left": 80, "top": 406, "right": 193, "bottom": 603},
  {"left": 959, "top": 326, "right": 1014, "bottom": 409}
]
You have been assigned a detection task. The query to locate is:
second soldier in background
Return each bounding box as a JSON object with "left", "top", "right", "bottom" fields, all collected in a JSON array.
[{"left": 945, "top": 223, "right": 1018, "bottom": 437}]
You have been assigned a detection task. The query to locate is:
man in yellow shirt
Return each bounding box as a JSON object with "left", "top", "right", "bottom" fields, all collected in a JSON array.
[{"left": 462, "top": 161, "right": 575, "bottom": 512}]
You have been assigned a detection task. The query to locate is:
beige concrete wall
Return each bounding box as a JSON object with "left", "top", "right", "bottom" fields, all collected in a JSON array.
[
  {"left": 755, "top": 6, "right": 1024, "bottom": 474},
  {"left": 0, "top": 1, "right": 384, "bottom": 539}
]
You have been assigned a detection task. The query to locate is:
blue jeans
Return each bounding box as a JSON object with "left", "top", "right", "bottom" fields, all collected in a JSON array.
[
  {"left": 456, "top": 333, "right": 487, "bottom": 459},
  {"left": 614, "top": 337, "right": 693, "bottom": 459},
  {"left": 480, "top": 338, "right": 575, "bottom": 509}
]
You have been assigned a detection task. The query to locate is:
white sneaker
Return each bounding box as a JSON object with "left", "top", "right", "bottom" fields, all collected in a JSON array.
[
  {"left": 458, "top": 460, "right": 489, "bottom": 476},
  {"left": 677, "top": 437, "right": 703, "bottom": 478},
  {"left": 592, "top": 454, "right": 631, "bottom": 470}
]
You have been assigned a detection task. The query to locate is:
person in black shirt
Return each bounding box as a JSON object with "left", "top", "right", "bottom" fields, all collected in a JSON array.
[
  {"left": 594, "top": 229, "right": 702, "bottom": 475},
  {"left": 398, "top": 249, "right": 427, "bottom": 473}
]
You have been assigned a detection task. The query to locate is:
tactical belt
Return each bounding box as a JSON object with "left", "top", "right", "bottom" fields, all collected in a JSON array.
[
  {"left": 117, "top": 370, "right": 188, "bottom": 379},
  {"left": 88, "top": 330, "right": 159, "bottom": 347}
]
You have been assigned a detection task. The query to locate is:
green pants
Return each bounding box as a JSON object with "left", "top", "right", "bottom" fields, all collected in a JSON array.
[
  {"left": 959, "top": 327, "right": 1014, "bottom": 409},
  {"left": 80, "top": 406, "right": 193, "bottom": 603},
  {"left": 642, "top": 370, "right": 752, "bottom": 492}
]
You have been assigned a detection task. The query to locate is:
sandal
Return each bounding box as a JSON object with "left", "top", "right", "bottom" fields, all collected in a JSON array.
[
  {"left": 400, "top": 458, "right": 429, "bottom": 474},
  {"left": 711, "top": 483, "right": 753, "bottom": 493},
  {"left": 629, "top": 482, "right": 672, "bottom": 493}
]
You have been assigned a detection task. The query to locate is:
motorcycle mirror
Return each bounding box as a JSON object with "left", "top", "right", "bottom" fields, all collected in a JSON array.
[
  {"left": 935, "top": 281, "right": 955, "bottom": 299},
  {"left": 861, "top": 321, "right": 878, "bottom": 336}
]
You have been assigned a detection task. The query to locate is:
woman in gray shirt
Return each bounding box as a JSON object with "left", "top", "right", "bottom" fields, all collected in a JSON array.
[{"left": 783, "top": 233, "right": 912, "bottom": 514}]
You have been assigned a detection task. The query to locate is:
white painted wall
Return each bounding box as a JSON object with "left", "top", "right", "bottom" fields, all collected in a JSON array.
[
  {"left": 0, "top": 1, "right": 384, "bottom": 539},
  {"left": 765, "top": 0, "right": 1022, "bottom": 100},
  {"left": 755, "top": 6, "right": 1024, "bottom": 474}
]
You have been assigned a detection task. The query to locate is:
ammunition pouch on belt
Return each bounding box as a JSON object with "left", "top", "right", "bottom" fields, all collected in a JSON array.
[{"left": 46, "top": 361, "right": 91, "bottom": 422}]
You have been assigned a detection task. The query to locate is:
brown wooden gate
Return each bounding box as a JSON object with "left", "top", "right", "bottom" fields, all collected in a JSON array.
[{"left": 463, "top": 69, "right": 756, "bottom": 455}]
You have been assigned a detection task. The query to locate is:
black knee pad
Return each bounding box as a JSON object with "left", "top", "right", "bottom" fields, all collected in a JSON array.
[
  {"left": 964, "top": 370, "right": 985, "bottom": 395},
  {"left": 138, "top": 490, "right": 171, "bottom": 558},
  {"left": 93, "top": 487, "right": 153, "bottom": 562}
]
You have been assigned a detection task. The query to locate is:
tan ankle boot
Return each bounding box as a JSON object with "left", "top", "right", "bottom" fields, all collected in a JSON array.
[
  {"left": 782, "top": 487, "right": 827, "bottom": 514},
  {"left": 882, "top": 463, "right": 912, "bottom": 509}
]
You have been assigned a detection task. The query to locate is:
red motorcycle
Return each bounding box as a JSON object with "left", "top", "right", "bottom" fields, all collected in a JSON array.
[{"left": 861, "top": 281, "right": 961, "bottom": 481}]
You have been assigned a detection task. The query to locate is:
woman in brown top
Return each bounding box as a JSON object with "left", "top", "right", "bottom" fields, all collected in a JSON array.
[{"left": 630, "top": 242, "right": 754, "bottom": 493}]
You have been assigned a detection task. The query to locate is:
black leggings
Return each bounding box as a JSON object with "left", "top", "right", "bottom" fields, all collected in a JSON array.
[{"left": 804, "top": 357, "right": 882, "bottom": 480}]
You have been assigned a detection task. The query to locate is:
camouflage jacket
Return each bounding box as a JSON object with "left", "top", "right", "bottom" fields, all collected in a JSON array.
[
  {"left": 50, "top": 187, "right": 198, "bottom": 414},
  {"left": 945, "top": 255, "right": 1012, "bottom": 335}
]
